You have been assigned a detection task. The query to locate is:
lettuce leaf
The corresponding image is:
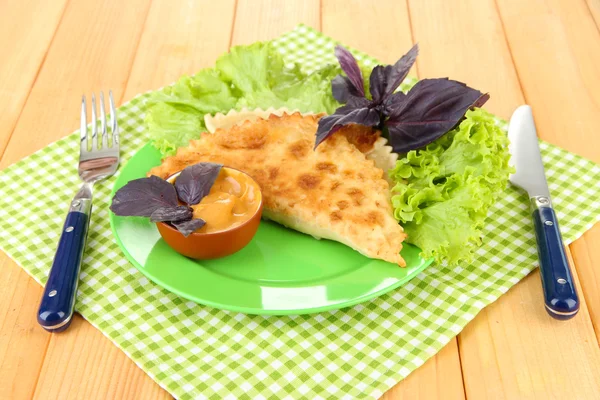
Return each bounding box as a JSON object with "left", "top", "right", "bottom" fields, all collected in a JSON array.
[
  {"left": 145, "top": 102, "right": 206, "bottom": 156},
  {"left": 145, "top": 42, "right": 341, "bottom": 155},
  {"left": 389, "top": 108, "right": 513, "bottom": 264},
  {"left": 145, "top": 69, "right": 239, "bottom": 155},
  {"left": 216, "top": 42, "right": 273, "bottom": 94},
  {"left": 271, "top": 64, "right": 341, "bottom": 113}
]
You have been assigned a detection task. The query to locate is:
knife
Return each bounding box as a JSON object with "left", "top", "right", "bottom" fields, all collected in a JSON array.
[{"left": 508, "top": 105, "right": 579, "bottom": 320}]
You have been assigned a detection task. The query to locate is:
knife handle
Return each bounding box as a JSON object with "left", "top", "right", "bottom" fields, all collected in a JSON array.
[{"left": 531, "top": 197, "right": 579, "bottom": 320}]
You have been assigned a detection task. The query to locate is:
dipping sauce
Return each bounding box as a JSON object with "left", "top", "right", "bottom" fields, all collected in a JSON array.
[{"left": 186, "top": 167, "right": 261, "bottom": 234}]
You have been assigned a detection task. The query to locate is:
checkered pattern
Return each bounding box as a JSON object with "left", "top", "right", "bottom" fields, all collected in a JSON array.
[{"left": 1, "top": 25, "right": 599, "bottom": 400}]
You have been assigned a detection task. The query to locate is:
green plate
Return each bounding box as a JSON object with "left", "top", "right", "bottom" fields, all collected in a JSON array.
[{"left": 109, "top": 143, "right": 434, "bottom": 315}]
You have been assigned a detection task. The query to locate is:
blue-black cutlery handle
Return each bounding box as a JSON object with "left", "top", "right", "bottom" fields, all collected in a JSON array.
[
  {"left": 37, "top": 209, "right": 90, "bottom": 332},
  {"left": 532, "top": 205, "right": 579, "bottom": 320}
]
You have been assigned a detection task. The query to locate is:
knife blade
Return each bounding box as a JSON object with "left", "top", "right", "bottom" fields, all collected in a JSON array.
[{"left": 508, "top": 105, "right": 579, "bottom": 320}]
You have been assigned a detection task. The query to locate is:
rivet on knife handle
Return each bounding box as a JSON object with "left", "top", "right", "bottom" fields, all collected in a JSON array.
[{"left": 530, "top": 196, "right": 579, "bottom": 320}]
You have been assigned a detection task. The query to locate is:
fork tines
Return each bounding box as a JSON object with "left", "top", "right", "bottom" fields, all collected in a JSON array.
[{"left": 80, "top": 91, "right": 119, "bottom": 153}]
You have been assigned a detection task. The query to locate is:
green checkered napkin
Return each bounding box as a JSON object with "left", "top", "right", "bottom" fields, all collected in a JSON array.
[{"left": 1, "top": 25, "right": 599, "bottom": 399}]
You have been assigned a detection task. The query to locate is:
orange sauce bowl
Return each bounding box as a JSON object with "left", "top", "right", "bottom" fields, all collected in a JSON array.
[{"left": 156, "top": 167, "right": 263, "bottom": 260}]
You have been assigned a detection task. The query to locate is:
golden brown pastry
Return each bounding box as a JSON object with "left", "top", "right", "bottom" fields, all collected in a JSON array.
[{"left": 149, "top": 113, "right": 406, "bottom": 266}]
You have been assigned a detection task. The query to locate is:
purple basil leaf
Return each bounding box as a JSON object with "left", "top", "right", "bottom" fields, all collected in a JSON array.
[
  {"left": 335, "top": 95, "right": 371, "bottom": 114},
  {"left": 150, "top": 206, "right": 193, "bottom": 223},
  {"left": 369, "top": 44, "right": 418, "bottom": 103},
  {"left": 175, "top": 162, "right": 223, "bottom": 205},
  {"left": 318, "top": 96, "right": 371, "bottom": 133},
  {"left": 334, "top": 45, "right": 364, "bottom": 97},
  {"left": 332, "top": 75, "right": 350, "bottom": 103},
  {"left": 383, "top": 43, "right": 418, "bottom": 98},
  {"left": 332, "top": 75, "right": 363, "bottom": 103},
  {"left": 369, "top": 65, "right": 388, "bottom": 104},
  {"left": 472, "top": 93, "right": 490, "bottom": 108},
  {"left": 172, "top": 218, "right": 206, "bottom": 237},
  {"left": 315, "top": 107, "right": 381, "bottom": 149},
  {"left": 383, "top": 91, "right": 406, "bottom": 115},
  {"left": 110, "top": 176, "right": 178, "bottom": 217},
  {"left": 386, "top": 78, "right": 489, "bottom": 153}
]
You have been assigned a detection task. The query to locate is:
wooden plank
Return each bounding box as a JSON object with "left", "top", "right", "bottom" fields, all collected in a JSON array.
[
  {"left": 0, "top": 257, "right": 50, "bottom": 400},
  {"left": 123, "top": 0, "right": 237, "bottom": 100},
  {"left": 0, "top": 0, "right": 68, "bottom": 158},
  {"left": 231, "top": 0, "right": 320, "bottom": 45},
  {"left": 0, "top": 1, "right": 68, "bottom": 398},
  {"left": 496, "top": 0, "right": 600, "bottom": 163},
  {"left": 586, "top": 0, "right": 600, "bottom": 31},
  {"left": 33, "top": 315, "right": 171, "bottom": 400},
  {"left": 459, "top": 250, "right": 600, "bottom": 399},
  {"left": 322, "top": 2, "right": 464, "bottom": 399},
  {"left": 322, "top": 0, "right": 413, "bottom": 65},
  {"left": 571, "top": 226, "right": 600, "bottom": 342},
  {"left": 496, "top": 0, "right": 600, "bottom": 355},
  {"left": 31, "top": 1, "right": 237, "bottom": 399},
  {"left": 2, "top": 2, "right": 598, "bottom": 400},
  {"left": 496, "top": 0, "right": 600, "bottom": 341},
  {"left": 0, "top": 0, "right": 152, "bottom": 398},
  {"left": 408, "top": 0, "right": 523, "bottom": 119},
  {"left": 409, "top": 0, "right": 600, "bottom": 398},
  {"left": 380, "top": 339, "right": 465, "bottom": 400},
  {"left": 0, "top": 0, "right": 152, "bottom": 169}
]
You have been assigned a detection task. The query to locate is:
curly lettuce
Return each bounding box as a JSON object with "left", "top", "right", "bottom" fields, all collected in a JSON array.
[
  {"left": 389, "top": 109, "right": 513, "bottom": 264},
  {"left": 146, "top": 42, "right": 341, "bottom": 155}
]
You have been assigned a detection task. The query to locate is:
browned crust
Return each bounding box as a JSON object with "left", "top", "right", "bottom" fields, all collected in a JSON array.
[{"left": 149, "top": 112, "right": 406, "bottom": 266}]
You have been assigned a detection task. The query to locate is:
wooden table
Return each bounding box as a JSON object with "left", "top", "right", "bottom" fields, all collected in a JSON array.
[{"left": 1, "top": 0, "right": 600, "bottom": 398}]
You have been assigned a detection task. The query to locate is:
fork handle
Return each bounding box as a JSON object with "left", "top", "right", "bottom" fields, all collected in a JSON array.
[{"left": 37, "top": 185, "right": 92, "bottom": 332}]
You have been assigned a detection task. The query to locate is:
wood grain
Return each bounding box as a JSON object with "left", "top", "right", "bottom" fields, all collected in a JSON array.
[
  {"left": 586, "top": 0, "right": 600, "bottom": 33},
  {"left": 1, "top": 0, "right": 600, "bottom": 399},
  {"left": 231, "top": 0, "right": 320, "bottom": 45},
  {"left": 409, "top": 0, "right": 523, "bottom": 119},
  {"left": 496, "top": 0, "right": 600, "bottom": 163},
  {"left": 0, "top": 0, "right": 152, "bottom": 169},
  {"left": 571, "top": 227, "right": 600, "bottom": 342},
  {"left": 410, "top": 0, "right": 600, "bottom": 399},
  {"left": 0, "top": 2, "right": 68, "bottom": 398},
  {"left": 33, "top": 315, "right": 171, "bottom": 400},
  {"left": 498, "top": 0, "right": 600, "bottom": 346},
  {"left": 0, "top": 0, "right": 152, "bottom": 398},
  {"left": 0, "top": 258, "right": 49, "bottom": 400},
  {"left": 28, "top": 1, "right": 238, "bottom": 399},
  {"left": 459, "top": 251, "right": 600, "bottom": 399},
  {"left": 0, "top": 0, "right": 68, "bottom": 158},
  {"left": 496, "top": 0, "right": 600, "bottom": 373},
  {"left": 322, "top": 1, "right": 464, "bottom": 398},
  {"left": 322, "top": 0, "right": 413, "bottom": 65},
  {"left": 123, "top": 0, "right": 236, "bottom": 101},
  {"left": 381, "top": 339, "right": 465, "bottom": 400}
]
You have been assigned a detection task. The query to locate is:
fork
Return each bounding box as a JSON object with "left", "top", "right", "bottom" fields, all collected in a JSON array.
[{"left": 37, "top": 91, "right": 120, "bottom": 332}]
